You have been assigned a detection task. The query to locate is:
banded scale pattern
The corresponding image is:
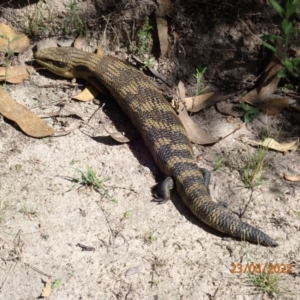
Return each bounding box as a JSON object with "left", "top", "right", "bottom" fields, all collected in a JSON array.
[{"left": 34, "top": 47, "right": 278, "bottom": 246}]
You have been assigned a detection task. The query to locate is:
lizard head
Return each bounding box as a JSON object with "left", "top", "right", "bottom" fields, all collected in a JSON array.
[{"left": 34, "top": 47, "right": 92, "bottom": 79}]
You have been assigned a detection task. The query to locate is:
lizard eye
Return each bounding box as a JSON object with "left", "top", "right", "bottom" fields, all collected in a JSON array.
[{"left": 52, "top": 60, "right": 66, "bottom": 68}]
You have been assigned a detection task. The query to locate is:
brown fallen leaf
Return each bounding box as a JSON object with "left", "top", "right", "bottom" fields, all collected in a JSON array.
[
  {"left": 240, "top": 137, "right": 299, "bottom": 153},
  {"left": 41, "top": 278, "right": 51, "bottom": 298},
  {"left": 0, "top": 23, "right": 30, "bottom": 53},
  {"left": 255, "top": 95, "right": 290, "bottom": 115},
  {"left": 284, "top": 174, "right": 300, "bottom": 182},
  {"left": 0, "top": 65, "right": 34, "bottom": 83},
  {"left": 176, "top": 81, "right": 218, "bottom": 145},
  {"left": 42, "top": 107, "right": 86, "bottom": 120},
  {"left": 185, "top": 92, "right": 234, "bottom": 112},
  {"left": 0, "top": 87, "right": 54, "bottom": 137},
  {"left": 156, "top": 17, "right": 169, "bottom": 57},
  {"left": 240, "top": 40, "right": 284, "bottom": 104},
  {"left": 74, "top": 35, "right": 87, "bottom": 50},
  {"left": 96, "top": 47, "right": 104, "bottom": 56},
  {"left": 72, "top": 84, "right": 99, "bottom": 102},
  {"left": 216, "top": 101, "right": 243, "bottom": 117},
  {"left": 156, "top": 0, "right": 171, "bottom": 56}
]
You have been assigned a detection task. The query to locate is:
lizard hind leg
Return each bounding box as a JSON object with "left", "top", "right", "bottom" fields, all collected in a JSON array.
[{"left": 152, "top": 177, "right": 174, "bottom": 204}]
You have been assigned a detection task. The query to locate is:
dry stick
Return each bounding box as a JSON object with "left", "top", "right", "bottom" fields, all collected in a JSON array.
[
  {"left": 100, "top": 16, "right": 110, "bottom": 49},
  {"left": 0, "top": 230, "right": 22, "bottom": 290},
  {"left": 218, "top": 123, "right": 245, "bottom": 142},
  {"left": 24, "top": 263, "right": 52, "bottom": 278},
  {"left": 98, "top": 203, "right": 118, "bottom": 248}
]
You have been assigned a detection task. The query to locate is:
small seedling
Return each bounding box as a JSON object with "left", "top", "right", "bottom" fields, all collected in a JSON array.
[
  {"left": 41, "top": 234, "right": 49, "bottom": 240},
  {"left": 0, "top": 35, "right": 19, "bottom": 84},
  {"left": 261, "top": 0, "right": 300, "bottom": 79},
  {"left": 137, "top": 17, "right": 155, "bottom": 68},
  {"left": 296, "top": 211, "right": 300, "bottom": 219},
  {"left": 71, "top": 166, "right": 116, "bottom": 202},
  {"left": 123, "top": 211, "right": 131, "bottom": 218},
  {"left": 149, "top": 279, "right": 159, "bottom": 286},
  {"left": 23, "top": 0, "right": 49, "bottom": 36},
  {"left": 247, "top": 272, "right": 282, "bottom": 296},
  {"left": 234, "top": 102, "right": 259, "bottom": 123},
  {"left": 51, "top": 278, "right": 62, "bottom": 289},
  {"left": 194, "top": 65, "right": 208, "bottom": 96},
  {"left": 213, "top": 157, "right": 224, "bottom": 171},
  {"left": 65, "top": 0, "right": 86, "bottom": 35},
  {"left": 237, "top": 145, "right": 268, "bottom": 188},
  {"left": 137, "top": 17, "right": 152, "bottom": 57},
  {"left": 144, "top": 230, "right": 157, "bottom": 244},
  {"left": 70, "top": 159, "right": 79, "bottom": 165},
  {"left": 20, "top": 205, "right": 39, "bottom": 218}
]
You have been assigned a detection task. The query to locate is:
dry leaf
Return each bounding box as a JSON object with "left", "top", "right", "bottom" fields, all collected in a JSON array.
[
  {"left": 185, "top": 92, "right": 233, "bottom": 112},
  {"left": 255, "top": 95, "right": 290, "bottom": 114},
  {"left": 240, "top": 41, "right": 284, "bottom": 104},
  {"left": 72, "top": 84, "right": 99, "bottom": 101},
  {"left": 0, "top": 65, "right": 34, "bottom": 83},
  {"left": 96, "top": 47, "right": 104, "bottom": 56},
  {"left": 41, "top": 278, "right": 51, "bottom": 297},
  {"left": 156, "top": 0, "right": 172, "bottom": 14},
  {"left": 156, "top": 18, "right": 169, "bottom": 56},
  {"left": 240, "top": 137, "right": 299, "bottom": 152},
  {"left": 177, "top": 80, "right": 185, "bottom": 101},
  {"left": 295, "top": 49, "right": 300, "bottom": 57},
  {"left": 284, "top": 174, "right": 300, "bottom": 182},
  {"left": 74, "top": 35, "right": 87, "bottom": 50},
  {"left": 107, "top": 131, "right": 131, "bottom": 143},
  {"left": 43, "top": 107, "right": 86, "bottom": 120},
  {"left": 0, "top": 23, "right": 30, "bottom": 53},
  {"left": 0, "top": 87, "right": 54, "bottom": 137},
  {"left": 216, "top": 101, "right": 243, "bottom": 117},
  {"left": 176, "top": 81, "right": 218, "bottom": 144},
  {"left": 156, "top": 0, "right": 171, "bottom": 56}
]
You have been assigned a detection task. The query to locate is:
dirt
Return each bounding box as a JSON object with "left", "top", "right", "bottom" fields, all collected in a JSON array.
[{"left": 0, "top": 0, "right": 300, "bottom": 299}]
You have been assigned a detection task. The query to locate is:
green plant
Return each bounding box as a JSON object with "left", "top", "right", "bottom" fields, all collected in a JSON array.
[
  {"left": 24, "top": 0, "right": 49, "bottom": 36},
  {"left": 213, "top": 157, "right": 224, "bottom": 171},
  {"left": 41, "top": 234, "right": 49, "bottom": 240},
  {"left": 237, "top": 145, "right": 268, "bottom": 188},
  {"left": 123, "top": 211, "right": 131, "bottom": 218},
  {"left": 71, "top": 166, "right": 116, "bottom": 202},
  {"left": 20, "top": 205, "right": 39, "bottom": 218},
  {"left": 0, "top": 35, "right": 19, "bottom": 85},
  {"left": 149, "top": 279, "right": 159, "bottom": 286},
  {"left": 247, "top": 272, "right": 282, "bottom": 296},
  {"left": 194, "top": 66, "right": 207, "bottom": 96},
  {"left": 65, "top": 0, "right": 86, "bottom": 35},
  {"left": 137, "top": 17, "right": 154, "bottom": 68},
  {"left": 137, "top": 17, "right": 152, "bottom": 56},
  {"left": 234, "top": 102, "right": 259, "bottom": 123},
  {"left": 70, "top": 159, "right": 79, "bottom": 165},
  {"left": 144, "top": 230, "right": 157, "bottom": 244},
  {"left": 51, "top": 278, "right": 62, "bottom": 289},
  {"left": 261, "top": 0, "right": 300, "bottom": 78}
]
